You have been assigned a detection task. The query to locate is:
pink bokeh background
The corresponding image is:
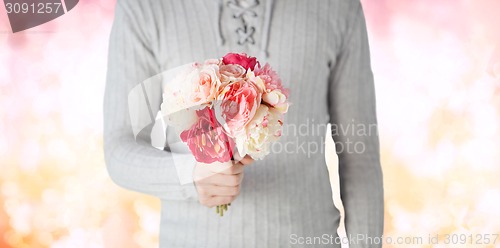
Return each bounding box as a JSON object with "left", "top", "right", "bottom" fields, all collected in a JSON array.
[{"left": 1, "top": 0, "right": 499, "bottom": 247}]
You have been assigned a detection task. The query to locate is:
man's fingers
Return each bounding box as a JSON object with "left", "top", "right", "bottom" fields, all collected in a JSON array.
[
  {"left": 205, "top": 160, "right": 235, "bottom": 174},
  {"left": 199, "top": 172, "right": 243, "bottom": 186},
  {"left": 233, "top": 153, "right": 254, "bottom": 165},
  {"left": 194, "top": 161, "right": 246, "bottom": 208},
  {"left": 202, "top": 160, "right": 244, "bottom": 175},
  {"left": 199, "top": 196, "right": 236, "bottom": 208},
  {"left": 197, "top": 185, "right": 240, "bottom": 197},
  {"left": 218, "top": 162, "right": 244, "bottom": 175},
  {"left": 238, "top": 155, "right": 254, "bottom": 165}
]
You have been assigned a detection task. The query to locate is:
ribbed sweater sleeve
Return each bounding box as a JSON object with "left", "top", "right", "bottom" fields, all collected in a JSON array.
[
  {"left": 103, "top": 0, "right": 198, "bottom": 201},
  {"left": 328, "top": 2, "right": 384, "bottom": 247}
]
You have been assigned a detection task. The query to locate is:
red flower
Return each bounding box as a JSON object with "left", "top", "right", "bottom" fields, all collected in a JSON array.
[
  {"left": 222, "top": 53, "right": 259, "bottom": 70},
  {"left": 180, "top": 107, "right": 235, "bottom": 163}
]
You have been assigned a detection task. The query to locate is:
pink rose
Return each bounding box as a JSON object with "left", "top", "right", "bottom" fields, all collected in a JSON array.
[
  {"left": 222, "top": 53, "right": 259, "bottom": 70},
  {"left": 219, "top": 64, "right": 247, "bottom": 84},
  {"left": 191, "top": 63, "right": 221, "bottom": 104},
  {"left": 254, "top": 63, "right": 289, "bottom": 97},
  {"left": 215, "top": 80, "right": 262, "bottom": 135},
  {"left": 180, "top": 107, "right": 234, "bottom": 163}
]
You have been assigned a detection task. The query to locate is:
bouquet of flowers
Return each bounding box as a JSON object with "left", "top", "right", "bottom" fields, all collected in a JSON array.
[{"left": 161, "top": 53, "right": 289, "bottom": 215}]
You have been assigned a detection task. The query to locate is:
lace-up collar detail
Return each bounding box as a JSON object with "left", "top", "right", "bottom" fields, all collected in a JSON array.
[
  {"left": 227, "top": 0, "right": 259, "bottom": 18},
  {"left": 216, "top": 0, "right": 275, "bottom": 59},
  {"left": 227, "top": 0, "right": 259, "bottom": 45}
]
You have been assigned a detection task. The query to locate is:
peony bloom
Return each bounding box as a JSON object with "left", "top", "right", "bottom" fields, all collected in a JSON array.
[
  {"left": 180, "top": 107, "right": 235, "bottom": 163},
  {"left": 235, "top": 105, "right": 284, "bottom": 160},
  {"left": 214, "top": 79, "right": 262, "bottom": 135},
  {"left": 222, "top": 53, "right": 259, "bottom": 70},
  {"left": 254, "top": 63, "right": 289, "bottom": 97}
]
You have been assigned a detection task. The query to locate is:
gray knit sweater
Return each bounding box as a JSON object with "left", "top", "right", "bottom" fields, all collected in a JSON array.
[{"left": 104, "top": 0, "right": 383, "bottom": 247}]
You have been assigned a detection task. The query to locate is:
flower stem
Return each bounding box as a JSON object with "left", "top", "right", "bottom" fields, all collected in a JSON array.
[{"left": 215, "top": 204, "right": 231, "bottom": 216}]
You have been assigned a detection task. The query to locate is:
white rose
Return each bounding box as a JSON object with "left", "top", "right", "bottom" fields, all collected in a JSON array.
[{"left": 262, "top": 90, "right": 289, "bottom": 114}]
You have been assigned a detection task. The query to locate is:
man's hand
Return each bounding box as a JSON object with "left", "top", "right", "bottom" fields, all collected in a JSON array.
[{"left": 194, "top": 155, "right": 254, "bottom": 208}]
